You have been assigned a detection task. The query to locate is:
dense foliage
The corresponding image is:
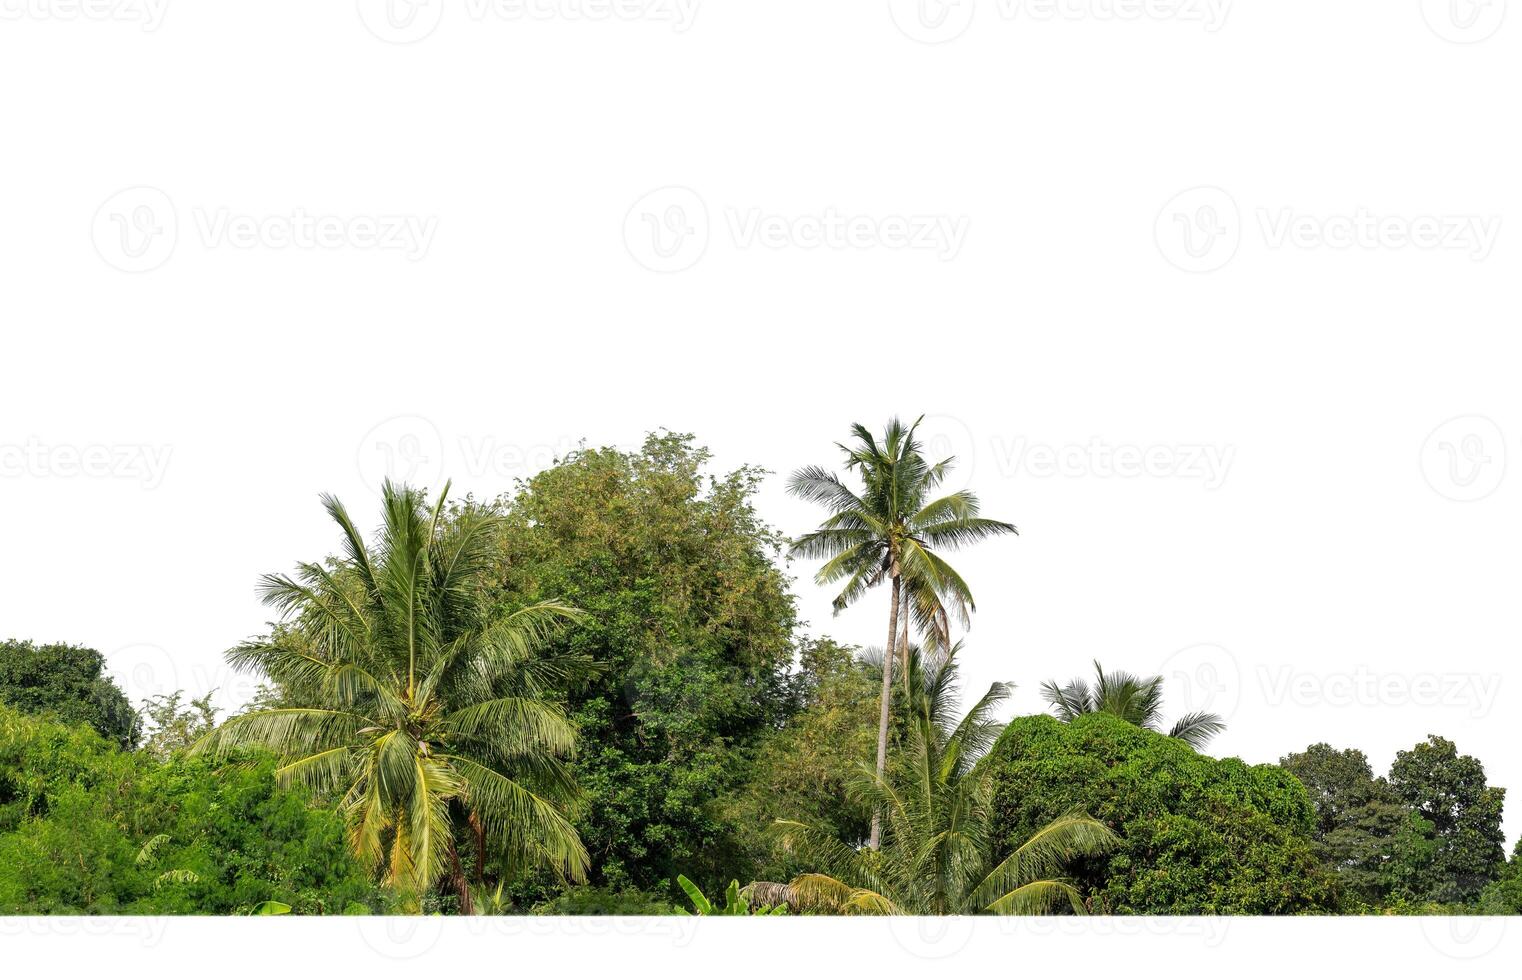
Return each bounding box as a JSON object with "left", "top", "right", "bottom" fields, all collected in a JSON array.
[
  {"left": 0, "top": 639, "right": 140, "bottom": 749},
  {"left": 775, "top": 645, "right": 1116, "bottom": 915},
  {"left": 988, "top": 713, "right": 1338, "bottom": 914},
  {"left": 0, "top": 705, "right": 378, "bottom": 913},
  {"left": 196, "top": 481, "right": 591, "bottom": 910},
  {"left": 1, "top": 425, "right": 1516, "bottom": 917},
  {"left": 720, "top": 638, "right": 881, "bottom": 883},
  {"left": 478, "top": 434, "right": 802, "bottom": 896},
  {"left": 1282, "top": 736, "right": 1508, "bottom": 910}
]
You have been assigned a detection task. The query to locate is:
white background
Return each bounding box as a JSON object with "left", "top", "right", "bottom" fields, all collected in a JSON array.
[{"left": 2, "top": 0, "right": 1519, "bottom": 971}]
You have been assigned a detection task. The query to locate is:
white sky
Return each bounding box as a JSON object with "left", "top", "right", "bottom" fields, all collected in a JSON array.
[{"left": 2, "top": 2, "right": 1518, "bottom": 848}]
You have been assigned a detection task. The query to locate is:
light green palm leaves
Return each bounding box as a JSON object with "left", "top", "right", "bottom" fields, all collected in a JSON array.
[
  {"left": 775, "top": 645, "right": 1117, "bottom": 915},
  {"left": 788, "top": 417, "right": 1016, "bottom": 647},
  {"left": 195, "top": 480, "right": 590, "bottom": 903}
]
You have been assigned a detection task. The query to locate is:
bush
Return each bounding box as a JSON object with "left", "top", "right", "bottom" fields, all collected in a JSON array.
[
  {"left": 0, "top": 705, "right": 382, "bottom": 914},
  {"left": 987, "top": 713, "right": 1338, "bottom": 914}
]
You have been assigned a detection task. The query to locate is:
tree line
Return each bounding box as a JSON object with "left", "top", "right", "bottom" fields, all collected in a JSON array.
[{"left": 1, "top": 425, "right": 1517, "bottom": 914}]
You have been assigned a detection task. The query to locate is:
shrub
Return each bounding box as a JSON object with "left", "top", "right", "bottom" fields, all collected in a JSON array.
[{"left": 987, "top": 713, "right": 1338, "bottom": 914}]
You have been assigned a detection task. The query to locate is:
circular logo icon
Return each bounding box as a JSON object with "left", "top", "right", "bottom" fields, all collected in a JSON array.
[
  {"left": 623, "top": 186, "right": 709, "bottom": 273},
  {"left": 92, "top": 187, "right": 177, "bottom": 273},
  {"left": 887, "top": 915, "right": 976, "bottom": 959},
  {"left": 1420, "top": 416, "right": 1506, "bottom": 502},
  {"left": 358, "top": 917, "right": 444, "bottom": 959},
  {"left": 1420, "top": 0, "right": 1506, "bottom": 43},
  {"left": 1157, "top": 643, "right": 1241, "bottom": 726},
  {"left": 888, "top": 0, "right": 976, "bottom": 44},
  {"left": 1422, "top": 916, "right": 1508, "bottom": 959},
  {"left": 918, "top": 414, "right": 979, "bottom": 495},
  {"left": 357, "top": 415, "right": 447, "bottom": 492},
  {"left": 357, "top": 0, "right": 445, "bottom": 44},
  {"left": 1155, "top": 186, "right": 1240, "bottom": 274},
  {"left": 109, "top": 643, "right": 181, "bottom": 706}
]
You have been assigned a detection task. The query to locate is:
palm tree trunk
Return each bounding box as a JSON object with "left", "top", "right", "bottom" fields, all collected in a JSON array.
[
  {"left": 469, "top": 810, "right": 486, "bottom": 883},
  {"left": 450, "top": 840, "right": 474, "bottom": 914},
  {"left": 898, "top": 580, "right": 910, "bottom": 686},
  {"left": 868, "top": 571, "right": 902, "bottom": 851}
]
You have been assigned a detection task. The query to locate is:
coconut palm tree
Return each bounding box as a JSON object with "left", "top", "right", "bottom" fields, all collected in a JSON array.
[
  {"left": 771, "top": 644, "right": 1117, "bottom": 914},
  {"left": 788, "top": 416, "right": 1016, "bottom": 849},
  {"left": 1041, "top": 660, "right": 1225, "bottom": 750},
  {"left": 194, "top": 480, "right": 590, "bottom": 909}
]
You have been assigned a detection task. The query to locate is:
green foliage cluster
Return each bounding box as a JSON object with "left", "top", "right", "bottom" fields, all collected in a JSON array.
[
  {"left": 720, "top": 638, "right": 881, "bottom": 882},
  {"left": 1281, "top": 736, "right": 1507, "bottom": 910},
  {"left": 3, "top": 426, "right": 1516, "bottom": 917},
  {"left": 0, "top": 639, "right": 140, "bottom": 749},
  {"left": 0, "top": 704, "right": 380, "bottom": 914},
  {"left": 777, "top": 645, "right": 1118, "bottom": 915},
  {"left": 478, "top": 433, "right": 802, "bottom": 895},
  {"left": 676, "top": 875, "right": 787, "bottom": 915},
  {"left": 1479, "top": 839, "right": 1522, "bottom": 914},
  {"left": 988, "top": 712, "right": 1338, "bottom": 914}
]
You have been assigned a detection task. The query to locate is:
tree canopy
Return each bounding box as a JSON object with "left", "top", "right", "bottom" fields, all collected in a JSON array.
[
  {"left": 989, "top": 713, "right": 1338, "bottom": 914},
  {"left": 0, "top": 639, "right": 140, "bottom": 749}
]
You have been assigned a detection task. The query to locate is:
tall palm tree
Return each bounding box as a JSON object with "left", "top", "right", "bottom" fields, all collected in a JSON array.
[
  {"left": 194, "top": 480, "right": 590, "bottom": 909},
  {"left": 772, "top": 644, "right": 1117, "bottom": 914},
  {"left": 788, "top": 417, "right": 1016, "bottom": 849},
  {"left": 1041, "top": 660, "right": 1225, "bottom": 750}
]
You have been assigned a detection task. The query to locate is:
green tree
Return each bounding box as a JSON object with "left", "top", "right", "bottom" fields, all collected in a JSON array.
[
  {"left": 722, "top": 639, "right": 888, "bottom": 880},
  {"left": 1479, "top": 838, "right": 1522, "bottom": 914},
  {"left": 989, "top": 713, "right": 1338, "bottom": 914},
  {"left": 0, "top": 704, "right": 377, "bottom": 914},
  {"left": 0, "top": 639, "right": 140, "bottom": 749},
  {"left": 1279, "top": 743, "right": 1405, "bottom": 907},
  {"left": 481, "top": 433, "right": 801, "bottom": 898},
  {"left": 1042, "top": 660, "right": 1225, "bottom": 750},
  {"left": 140, "top": 690, "right": 219, "bottom": 761},
  {"left": 776, "top": 644, "right": 1116, "bottom": 915},
  {"left": 195, "top": 480, "right": 589, "bottom": 909},
  {"left": 788, "top": 417, "right": 1016, "bottom": 848},
  {"left": 1385, "top": 735, "right": 1505, "bottom": 904}
]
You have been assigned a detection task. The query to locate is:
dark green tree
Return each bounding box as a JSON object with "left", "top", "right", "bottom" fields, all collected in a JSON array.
[
  {"left": 0, "top": 639, "right": 140, "bottom": 748},
  {"left": 1385, "top": 735, "right": 1505, "bottom": 904},
  {"left": 1279, "top": 743, "right": 1406, "bottom": 907}
]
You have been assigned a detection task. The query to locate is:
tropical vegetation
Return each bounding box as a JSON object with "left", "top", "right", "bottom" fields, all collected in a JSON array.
[{"left": 1, "top": 424, "right": 1517, "bottom": 916}]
